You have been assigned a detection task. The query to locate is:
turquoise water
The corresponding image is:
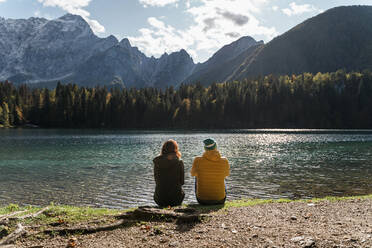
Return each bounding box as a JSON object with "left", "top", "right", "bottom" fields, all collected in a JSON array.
[{"left": 0, "top": 129, "right": 372, "bottom": 208}]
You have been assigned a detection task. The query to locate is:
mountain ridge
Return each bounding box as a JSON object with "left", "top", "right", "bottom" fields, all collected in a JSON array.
[
  {"left": 0, "top": 14, "right": 198, "bottom": 88},
  {"left": 183, "top": 36, "right": 263, "bottom": 85},
  {"left": 231, "top": 5, "right": 372, "bottom": 80},
  {"left": 2, "top": 5, "right": 372, "bottom": 88}
]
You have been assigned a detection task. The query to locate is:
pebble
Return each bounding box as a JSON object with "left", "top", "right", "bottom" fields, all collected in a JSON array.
[
  {"left": 290, "top": 236, "right": 304, "bottom": 242},
  {"left": 159, "top": 238, "right": 168, "bottom": 243},
  {"left": 252, "top": 234, "right": 258, "bottom": 238},
  {"left": 307, "top": 203, "right": 315, "bottom": 207},
  {"left": 169, "top": 242, "right": 178, "bottom": 247},
  {"left": 301, "top": 239, "right": 315, "bottom": 248},
  {"left": 290, "top": 216, "right": 297, "bottom": 221},
  {"left": 231, "top": 229, "right": 238, "bottom": 234}
]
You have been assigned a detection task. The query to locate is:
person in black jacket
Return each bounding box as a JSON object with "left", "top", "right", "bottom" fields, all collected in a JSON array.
[{"left": 153, "top": 139, "right": 185, "bottom": 207}]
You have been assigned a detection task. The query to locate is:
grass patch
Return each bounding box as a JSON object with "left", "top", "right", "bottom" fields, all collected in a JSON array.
[
  {"left": 1, "top": 194, "right": 371, "bottom": 224},
  {"left": 187, "top": 194, "right": 372, "bottom": 212},
  {"left": 36, "top": 205, "right": 124, "bottom": 224},
  {"left": 0, "top": 204, "right": 126, "bottom": 225},
  {"left": 310, "top": 194, "right": 372, "bottom": 203},
  {"left": 222, "top": 194, "right": 372, "bottom": 209}
]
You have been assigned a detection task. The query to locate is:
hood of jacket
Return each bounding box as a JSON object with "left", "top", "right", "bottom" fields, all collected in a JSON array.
[{"left": 202, "top": 150, "right": 221, "bottom": 162}]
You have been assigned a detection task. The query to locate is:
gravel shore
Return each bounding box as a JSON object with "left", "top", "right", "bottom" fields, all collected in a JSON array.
[{"left": 18, "top": 198, "right": 372, "bottom": 248}]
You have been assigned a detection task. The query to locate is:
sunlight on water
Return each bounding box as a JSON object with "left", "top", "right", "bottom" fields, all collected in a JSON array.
[{"left": 0, "top": 129, "right": 372, "bottom": 208}]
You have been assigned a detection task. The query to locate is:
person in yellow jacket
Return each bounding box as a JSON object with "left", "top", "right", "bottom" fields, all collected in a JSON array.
[{"left": 191, "top": 138, "right": 230, "bottom": 205}]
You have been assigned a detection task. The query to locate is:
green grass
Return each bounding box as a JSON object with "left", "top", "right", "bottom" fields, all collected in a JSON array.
[
  {"left": 1, "top": 194, "right": 371, "bottom": 224},
  {"left": 187, "top": 194, "right": 372, "bottom": 212},
  {"left": 0, "top": 204, "right": 125, "bottom": 225},
  {"left": 221, "top": 194, "right": 372, "bottom": 209}
]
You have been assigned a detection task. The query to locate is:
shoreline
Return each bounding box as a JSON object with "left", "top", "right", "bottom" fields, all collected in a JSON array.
[
  {"left": 1, "top": 194, "right": 371, "bottom": 247},
  {"left": 1, "top": 194, "right": 372, "bottom": 216}
]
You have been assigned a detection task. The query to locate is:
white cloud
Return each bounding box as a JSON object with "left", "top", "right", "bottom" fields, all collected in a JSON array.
[
  {"left": 37, "top": 0, "right": 105, "bottom": 33},
  {"left": 282, "top": 2, "right": 317, "bottom": 17},
  {"left": 139, "top": 0, "right": 178, "bottom": 7},
  {"left": 130, "top": 0, "right": 277, "bottom": 62},
  {"left": 272, "top": 5, "right": 279, "bottom": 11},
  {"left": 129, "top": 17, "right": 195, "bottom": 57},
  {"left": 0, "top": 0, "right": 6, "bottom": 3}
]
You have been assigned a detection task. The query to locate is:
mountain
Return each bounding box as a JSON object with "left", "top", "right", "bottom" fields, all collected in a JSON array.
[
  {"left": 0, "top": 14, "right": 117, "bottom": 84},
  {"left": 4, "top": 6, "right": 371, "bottom": 88},
  {"left": 71, "top": 39, "right": 195, "bottom": 88},
  {"left": 230, "top": 6, "right": 372, "bottom": 80},
  {"left": 151, "top": 49, "right": 195, "bottom": 88},
  {"left": 0, "top": 14, "right": 195, "bottom": 88},
  {"left": 184, "top": 36, "right": 263, "bottom": 86}
]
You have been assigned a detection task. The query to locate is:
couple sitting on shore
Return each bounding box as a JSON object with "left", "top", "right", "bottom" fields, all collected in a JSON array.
[{"left": 153, "top": 138, "right": 230, "bottom": 207}]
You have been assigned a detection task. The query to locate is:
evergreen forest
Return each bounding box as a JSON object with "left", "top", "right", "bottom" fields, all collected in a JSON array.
[{"left": 1, "top": 70, "right": 372, "bottom": 129}]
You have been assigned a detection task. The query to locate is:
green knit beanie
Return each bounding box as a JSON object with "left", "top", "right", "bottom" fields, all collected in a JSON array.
[{"left": 203, "top": 138, "right": 216, "bottom": 150}]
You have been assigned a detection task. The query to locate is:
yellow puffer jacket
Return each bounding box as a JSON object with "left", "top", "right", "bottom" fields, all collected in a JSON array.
[{"left": 191, "top": 150, "right": 230, "bottom": 201}]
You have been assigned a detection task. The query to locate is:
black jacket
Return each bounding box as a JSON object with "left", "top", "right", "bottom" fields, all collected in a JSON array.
[{"left": 153, "top": 153, "right": 184, "bottom": 207}]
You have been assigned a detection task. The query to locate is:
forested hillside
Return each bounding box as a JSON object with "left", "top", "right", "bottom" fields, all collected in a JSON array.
[
  {"left": 1, "top": 70, "right": 372, "bottom": 129},
  {"left": 232, "top": 6, "right": 372, "bottom": 80}
]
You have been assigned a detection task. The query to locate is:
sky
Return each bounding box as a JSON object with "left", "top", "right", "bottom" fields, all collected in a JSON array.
[{"left": 1, "top": 0, "right": 372, "bottom": 62}]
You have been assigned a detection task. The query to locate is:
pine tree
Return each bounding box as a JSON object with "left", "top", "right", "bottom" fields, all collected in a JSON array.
[{"left": 1, "top": 102, "right": 10, "bottom": 127}]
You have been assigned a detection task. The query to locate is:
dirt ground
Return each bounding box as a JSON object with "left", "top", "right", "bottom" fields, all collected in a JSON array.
[{"left": 17, "top": 198, "right": 372, "bottom": 248}]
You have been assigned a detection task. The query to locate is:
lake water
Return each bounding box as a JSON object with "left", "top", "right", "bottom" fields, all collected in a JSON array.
[{"left": 0, "top": 129, "right": 371, "bottom": 209}]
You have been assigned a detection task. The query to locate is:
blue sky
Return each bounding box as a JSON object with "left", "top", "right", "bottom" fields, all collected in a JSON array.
[{"left": 1, "top": 0, "right": 371, "bottom": 62}]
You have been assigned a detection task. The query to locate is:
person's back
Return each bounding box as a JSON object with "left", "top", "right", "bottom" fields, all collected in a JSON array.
[
  {"left": 191, "top": 138, "right": 230, "bottom": 205},
  {"left": 153, "top": 140, "right": 185, "bottom": 207}
]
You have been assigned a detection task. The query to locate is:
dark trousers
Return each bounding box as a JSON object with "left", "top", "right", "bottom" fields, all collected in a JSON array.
[
  {"left": 154, "top": 190, "right": 185, "bottom": 207},
  {"left": 195, "top": 179, "right": 226, "bottom": 205}
]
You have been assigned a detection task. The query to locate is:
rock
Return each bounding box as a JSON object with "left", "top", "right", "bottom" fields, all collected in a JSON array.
[
  {"left": 231, "top": 229, "right": 238, "bottom": 234},
  {"left": 307, "top": 203, "right": 315, "bottom": 207},
  {"left": 159, "top": 238, "right": 168, "bottom": 243},
  {"left": 349, "top": 237, "right": 358, "bottom": 242},
  {"left": 252, "top": 234, "right": 259, "bottom": 238},
  {"left": 301, "top": 238, "right": 315, "bottom": 248},
  {"left": 169, "top": 242, "right": 178, "bottom": 247},
  {"left": 221, "top": 223, "right": 227, "bottom": 229},
  {"left": 290, "top": 216, "right": 297, "bottom": 221},
  {"left": 290, "top": 236, "right": 304, "bottom": 242}
]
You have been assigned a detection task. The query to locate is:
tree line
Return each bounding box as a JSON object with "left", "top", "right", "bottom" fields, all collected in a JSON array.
[{"left": 0, "top": 70, "right": 372, "bottom": 129}]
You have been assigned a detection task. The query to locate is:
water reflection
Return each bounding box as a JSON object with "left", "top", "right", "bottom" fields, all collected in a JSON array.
[{"left": 0, "top": 129, "right": 371, "bottom": 208}]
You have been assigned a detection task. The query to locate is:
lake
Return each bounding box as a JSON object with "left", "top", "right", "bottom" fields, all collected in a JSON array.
[{"left": 0, "top": 129, "right": 372, "bottom": 209}]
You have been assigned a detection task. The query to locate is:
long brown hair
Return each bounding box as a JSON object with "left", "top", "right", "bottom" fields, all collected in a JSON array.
[{"left": 161, "top": 139, "right": 181, "bottom": 159}]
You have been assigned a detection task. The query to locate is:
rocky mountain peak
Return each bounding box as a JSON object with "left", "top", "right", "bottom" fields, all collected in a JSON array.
[
  {"left": 119, "top": 38, "right": 131, "bottom": 49},
  {"left": 59, "top": 13, "right": 85, "bottom": 22}
]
